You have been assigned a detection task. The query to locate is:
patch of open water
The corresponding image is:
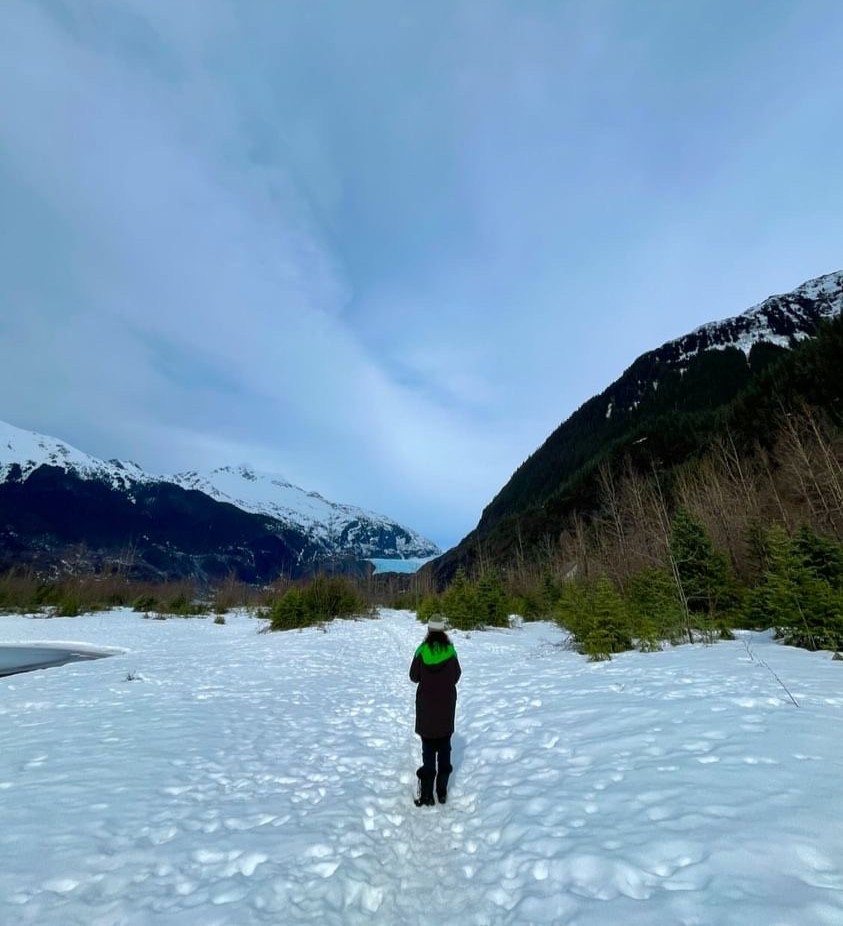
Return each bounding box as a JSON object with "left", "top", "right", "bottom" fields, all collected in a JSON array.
[{"left": 0, "top": 645, "right": 115, "bottom": 677}]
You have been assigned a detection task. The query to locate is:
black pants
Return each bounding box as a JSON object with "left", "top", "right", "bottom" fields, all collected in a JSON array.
[{"left": 421, "top": 735, "right": 451, "bottom": 776}]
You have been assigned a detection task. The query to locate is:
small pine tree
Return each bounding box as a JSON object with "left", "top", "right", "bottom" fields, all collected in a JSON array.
[
  {"left": 474, "top": 570, "right": 510, "bottom": 628},
  {"left": 555, "top": 575, "right": 632, "bottom": 660},
  {"left": 670, "top": 507, "right": 736, "bottom": 632},
  {"left": 441, "top": 567, "right": 479, "bottom": 630},
  {"left": 590, "top": 575, "right": 632, "bottom": 654},
  {"left": 554, "top": 579, "right": 590, "bottom": 641},
  {"left": 745, "top": 525, "right": 843, "bottom": 651},
  {"left": 792, "top": 527, "right": 843, "bottom": 587},
  {"left": 416, "top": 595, "right": 443, "bottom": 624},
  {"left": 541, "top": 572, "right": 561, "bottom": 614},
  {"left": 268, "top": 575, "right": 369, "bottom": 632},
  {"left": 270, "top": 588, "right": 310, "bottom": 630},
  {"left": 627, "top": 567, "right": 684, "bottom": 649}
]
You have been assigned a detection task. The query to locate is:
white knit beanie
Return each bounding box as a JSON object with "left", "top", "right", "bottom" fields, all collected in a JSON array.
[{"left": 428, "top": 616, "right": 446, "bottom": 631}]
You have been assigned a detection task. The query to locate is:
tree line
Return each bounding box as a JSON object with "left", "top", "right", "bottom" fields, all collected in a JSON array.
[
  {"left": 409, "top": 400, "right": 842, "bottom": 658},
  {"left": 3, "top": 319, "right": 841, "bottom": 654}
]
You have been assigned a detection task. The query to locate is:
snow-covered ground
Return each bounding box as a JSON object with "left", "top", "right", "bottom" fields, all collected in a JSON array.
[{"left": 1, "top": 609, "right": 842, "bottom": 925}]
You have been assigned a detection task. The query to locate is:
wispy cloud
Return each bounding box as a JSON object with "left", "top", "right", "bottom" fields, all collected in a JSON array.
[{"left": 2, "top": 1, "right": 843, "bottom": 547}]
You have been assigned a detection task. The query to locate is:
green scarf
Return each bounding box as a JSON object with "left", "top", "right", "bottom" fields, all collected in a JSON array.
[{"left": 416, "top": 642, "right": 456, "bottom": 666}]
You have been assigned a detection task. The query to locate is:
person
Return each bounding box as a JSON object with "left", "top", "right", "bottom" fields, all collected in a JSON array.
[{"left": 409, "top": 615, "right": 461, "bottom": 806}]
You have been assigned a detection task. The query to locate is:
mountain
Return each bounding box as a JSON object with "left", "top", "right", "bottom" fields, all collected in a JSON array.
[
  {"left": 0, "top": 421, "right": 439, "bottom": 582},
  {"left": 169, "top": 465, "right": 437, "bottom": 561},
  {"left": 429, "top": 269, "right": 843, "bottom": 584}
]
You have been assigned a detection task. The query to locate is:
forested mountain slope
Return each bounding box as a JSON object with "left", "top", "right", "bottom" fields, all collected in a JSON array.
[{"left": 430, "top": 270, "right": 843, "bottom": 585}]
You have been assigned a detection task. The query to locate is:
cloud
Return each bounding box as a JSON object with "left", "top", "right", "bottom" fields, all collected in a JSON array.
[
  {"left": 1, "top": 0, "right": 843, "bottom": 549},
  {"left": 0, "top": 0, "right": 519, "bottom": 545}
]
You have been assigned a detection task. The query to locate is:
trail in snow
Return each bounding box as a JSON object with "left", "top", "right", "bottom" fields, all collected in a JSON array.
[{"left": 1, "top": 609, "right": 842, "bottom": 925}]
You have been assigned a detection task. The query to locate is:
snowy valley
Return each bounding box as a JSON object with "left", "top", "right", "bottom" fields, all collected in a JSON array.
[{"left": 1, "top": 608, "right": 842, "bottom": 925}]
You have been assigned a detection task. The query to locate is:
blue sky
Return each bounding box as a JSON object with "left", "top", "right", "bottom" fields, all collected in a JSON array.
[{"left": 1, "top": 0, "right": 842, "bottom": 549}]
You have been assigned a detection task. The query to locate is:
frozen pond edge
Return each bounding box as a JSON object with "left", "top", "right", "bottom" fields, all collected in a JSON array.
[{"left": 0, "top": 642, "right": 124, "bottom": 677}]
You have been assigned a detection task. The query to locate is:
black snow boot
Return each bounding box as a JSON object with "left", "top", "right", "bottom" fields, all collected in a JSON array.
[
  {"left": 436, "top": 763, "right": 452, "bottom": 804},
  {"left": 414, "top": 767, "right": 435, "bottom": 807}
]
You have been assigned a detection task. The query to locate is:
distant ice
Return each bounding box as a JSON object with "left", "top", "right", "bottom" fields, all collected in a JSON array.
[{"left": 368, "top": 557, "right": 437, "bottom": 574}]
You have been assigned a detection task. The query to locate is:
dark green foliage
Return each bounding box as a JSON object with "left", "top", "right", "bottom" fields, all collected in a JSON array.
[
  {"left": 745, "top": 526, "right": 843, "bottom": 651},
  {"left": 554, "top": 580, "right": 588, "bottom": 642},
  {"left": 161, "top": 593, "right": 200, "bottom": 616},
  {"left": 305, "top": 574, "right": 367, "bottom": 621},
  {"left": 412, "top": 595, "right": 439, "bottom": 624},
  {"left": 269, "top": 575, "right": 370, "bottom": 631},
  {"left": 556, "top": 562, "right": 748, "bottom": 660},
  {"left": 747, "top": 340, "right": 789, "bottom": 373},
  {"left": 626, "top": 568, "right": 685, "bottom": 648},
  {"left": 508, "top": 580, "right": 556, "bottom": 622},
  {"left": 510, "top": 572, "right": 564, "bottom": 621},
  {"left": 440, "top": 568, "right": 480, "bottom": 630},
  {"left": 482, "top": 348, "right": 752, "bottom": 535},
  {"left": 423, "top": 313, "right": 842, "bottom": 656},
  {"left": 474, "top": 570, "right": 510, "bottom": 628},
  {"left": 55, "top": 596, "right": 82, "bottom": 617},
  {"left": 413, "top": 569, "right": 513, "bottom": 630},
  {"left": 556, "top": 576, "right": 632, "bottom": 660},
  {"left": 270, "top": 588, "right": 310, "bottom": 630},
  {"left": 792, "top": 527, "right": 843, "bottom": 586},
  {"left": 670, "top": 508, "right": 737, "bottom": 617}
]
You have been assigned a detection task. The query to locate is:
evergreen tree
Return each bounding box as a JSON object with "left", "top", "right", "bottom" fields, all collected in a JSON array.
[
  {"left": 270, "top": 588, "right": 309, "bottom": 630},
  {"left": 474, "top": 570, "right": 510, "bottom": 628},
  {"left": 588, "top": 575, "right": 632, "bottom": 657},
  {"left": 745, "top": 526, "right": 843, "bottom": 651},
  {"left": 626, "top": 567, "right": 685, "bottom": 648},
  {"left": 669, "top": 508, "right": 735, "bottom": 620},
  {"left": 441, "top": 567, "right": 479, "bottom": 630},
  {"left": 792, "top": 526, "right": 843, "bottom": 586},
  {"left": 269, "top": 576, "right": 368, "bottom": 631},
  {"left": 555, "top": 580, "right": 591, "bottom": 643},
  {"left": 555, "top": 575, "right": 631, "bottom": 660}
]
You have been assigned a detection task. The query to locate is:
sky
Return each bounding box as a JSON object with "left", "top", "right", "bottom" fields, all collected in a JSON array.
[
  {"left": 2, "top": 609, "right": 843, "bottom": 924},
  {"left": 1, "top": 0, "right": 843, "bottom": 550}
]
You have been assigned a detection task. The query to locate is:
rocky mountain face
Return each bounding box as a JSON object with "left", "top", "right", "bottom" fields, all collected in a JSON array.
[
  {"left": 599, "top": 269, "right": 843, "bottom": 416},
  {"left": 0, "top": 423, "right": 439, "bottom": 583},
  {"left": 429, "top": 269, "right": 843, "bottom": 584}
]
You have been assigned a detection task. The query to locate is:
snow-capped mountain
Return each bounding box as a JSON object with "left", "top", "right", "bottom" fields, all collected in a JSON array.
[
  {"left": 432, "top": 268, "right": 843, "bottom": 584},
  {"left": 0, "top": 420, "right": 439, "bottom": 581},
  {"left": 169, "top": 465, "right": 439, "bottom": 559},
  {"left": 0, "top": 420, "right": 151, "bottom": 489},
  {"left": 602, "top": 269, "right": 843, "bottom": 419},
  {"left": 650, "top": 269, "right": 842, "bottom": 366}
]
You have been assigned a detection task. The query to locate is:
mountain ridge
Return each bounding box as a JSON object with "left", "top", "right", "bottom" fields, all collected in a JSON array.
[
  {"left": 0, "top": 420, "right": 439, "bottom": 581},
  {"left": 603, "top": 269, "right": 843, "bottom": 417},
  {"left": 429, "top": 268, "right": 843, "bottom": 584}
]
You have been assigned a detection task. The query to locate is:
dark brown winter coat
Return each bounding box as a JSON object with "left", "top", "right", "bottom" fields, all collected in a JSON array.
[{"left": 409, "top": 640, "right": 461, "bottom": 739}]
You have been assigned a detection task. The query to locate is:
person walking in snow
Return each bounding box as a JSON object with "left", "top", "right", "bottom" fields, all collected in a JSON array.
[{"left": 409, "top": 616, "right": 461, "bottom": 806}]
